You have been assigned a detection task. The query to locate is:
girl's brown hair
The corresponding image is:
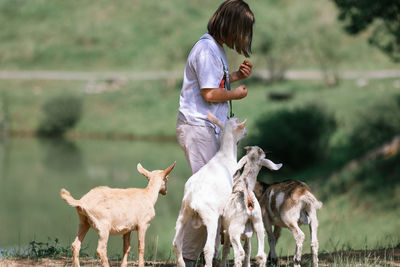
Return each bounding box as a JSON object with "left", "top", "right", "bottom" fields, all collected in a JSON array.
[{"left": 207, "top": 0, "right": 254, "bottom": 57}]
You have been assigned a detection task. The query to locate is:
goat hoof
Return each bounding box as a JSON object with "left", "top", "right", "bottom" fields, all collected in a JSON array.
[
  {"left": 255, "top": 253, "right": 266, "bottom": 265},
  {"left": 266, "top": 256, "right": 278, "bottom": 266}
]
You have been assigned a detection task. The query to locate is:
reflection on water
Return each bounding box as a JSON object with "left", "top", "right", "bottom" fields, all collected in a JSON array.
[
  {"left": 40, "top": 138, "right": 84, "bottom": 173},
  {"left": 0, "top": 137, "right": 190, "bottom": 259}
]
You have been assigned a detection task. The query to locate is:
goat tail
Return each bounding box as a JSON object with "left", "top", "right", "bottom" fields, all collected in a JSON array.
[
  {"left": 191, "top": 212, "right": 203, "bottom": 229},
  {"left": 60, "top": 188, "right": 81, "bottom": 207},
  {"left": 302, "top": 192, "right": 323, "bottom": 210}
]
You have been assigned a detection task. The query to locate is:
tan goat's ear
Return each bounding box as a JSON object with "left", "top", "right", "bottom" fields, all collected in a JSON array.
[
  {"left": 244, "top": 146, "right": 251, "bottom": 152},
  {"left": 237, "top": 119, "right": 246, "bottom": 130},
  {"left": 207, "top": 111, "right": 224, "bottom": 130},
  {"left": 137, "top": 163, "right": 151, "bottom": 180},
  {"left": 163, "top": 162, "right": 176, "bottom": 176},
  {"left": 260, "top": 158, "right": 282, "bottom": 171}
]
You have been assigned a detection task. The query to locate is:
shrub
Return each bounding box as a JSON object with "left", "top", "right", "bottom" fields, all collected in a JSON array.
[
  {"left": 348, "top": 94, "right": 400, "bottom": 156},
  {"left": 246, "top": 104, "right": 336, "bottom": 171},
  {"left": 37, "top": 94, "right": 83, "bottom": 137}
]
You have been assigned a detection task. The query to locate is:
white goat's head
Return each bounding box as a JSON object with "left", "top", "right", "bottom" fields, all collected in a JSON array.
[
  {"left": 137, "top": 162, "right": 176, "bottom": 195},
  {"left": 243, "top": 146, "right": 282, "bottom": 171},
  {"left": 207, "top": 111, "right": 247, "bottom": 142}
]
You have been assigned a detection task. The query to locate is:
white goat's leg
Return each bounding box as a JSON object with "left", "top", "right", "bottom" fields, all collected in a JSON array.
[
  {"left": 137, "top": 224, "right": 149, "bottom": 267},
  {"left": 173, "top": 207, "right": 190, "bottom": 267},
  {"left": 121, "top": 232, "right": 131, "bottom": 267},
  {"left": 229, "top": 233, "right": 245, "bottom": 267},
  {"left": 252, "top": 217, "right": 266, "bottom": 267},
  {"left": 243, "top": 237, "right": 251, "bottom": 267},
  {"left": 202, "top": 214, "right": 219, "bottom": 267},
  {"left": 71, "top": 219, "right": 90, "bottom": 267},
  {"left": 96, "top": 230, "right": 110, "bottom": 267},
  {"left": 288, "top": 223, "right": 305, "bottom": 267},
  {"left": 221, "top": 231, "right": 230, "bottom": 267},
  {"left": 309, "top": 209, "right": 319, "bottom": 267}
]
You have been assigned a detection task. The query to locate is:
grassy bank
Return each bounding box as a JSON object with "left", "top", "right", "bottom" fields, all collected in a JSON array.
[{"left": 1, "top": 78, "right": 400, "bottom": 139}]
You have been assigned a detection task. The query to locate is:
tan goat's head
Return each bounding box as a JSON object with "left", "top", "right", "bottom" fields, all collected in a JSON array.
[{"left": 137, "top": 162, "right": 176, "bottom": 195}]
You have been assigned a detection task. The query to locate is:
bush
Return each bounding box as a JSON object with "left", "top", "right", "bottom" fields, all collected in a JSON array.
[
  {"left": 348, "top": 95, "right": 400, "bottom": 156},
  {"left": 246, "top": 104, "right": 336, "bottom": 171},
  {"left": 37, "top": 94, "right": 83, "bottom": 137}
]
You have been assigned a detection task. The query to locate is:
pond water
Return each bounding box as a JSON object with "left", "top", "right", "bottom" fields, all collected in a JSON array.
[{"left": 0, "top": 137, "right": 190, "bottom": 260}]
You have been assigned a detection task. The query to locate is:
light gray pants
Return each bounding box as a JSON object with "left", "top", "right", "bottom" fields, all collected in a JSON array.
[{"left": 176, "top": 120, "right": 221, "bottom": 260}]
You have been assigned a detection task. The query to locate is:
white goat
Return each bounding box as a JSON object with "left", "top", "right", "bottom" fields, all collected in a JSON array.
[
  {"left": 221, "top": 146, "right": 282, "bottom": 267},
  {"left": 173, "top": 112, "right": 247, "bottom": 267},
  {"left": 254, "top": 179, "right": 322, "bottom": 267},
  {"left": 60, "top": 162, "right": 176, "bottom": 267}
]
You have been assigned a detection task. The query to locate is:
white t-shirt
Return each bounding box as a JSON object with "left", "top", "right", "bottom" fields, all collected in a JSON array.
[{"left": 177, "top": 33, "right": 229, "bottom": 133}]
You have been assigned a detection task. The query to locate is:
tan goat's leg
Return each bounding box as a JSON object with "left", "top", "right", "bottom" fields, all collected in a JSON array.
[
  {"left": 121, "top": 232, "right": 131, "bottom": 267},
  {"left": 72, "top": 217, "right": 90, "bottom": 267},
  {"left": 96, "top": 230, "right": 110, "bottom": 267},
  {"left": 309, "top": 210, "right": 319, "bottom": 267},
  {"left": 288, "top": 223, "right": 305, "bottom": 267},
  {"left": 137, "top": 225, "right": 149, "bottom": 267}
]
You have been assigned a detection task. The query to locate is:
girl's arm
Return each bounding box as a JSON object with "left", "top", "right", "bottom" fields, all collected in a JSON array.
[{"left": 201, "top": 85, "right": 248, "bottom": 103}]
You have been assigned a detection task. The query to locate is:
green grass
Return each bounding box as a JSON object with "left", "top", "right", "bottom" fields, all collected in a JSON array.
[{"left": 0, "top": 0, "right": 398, "bottom": 71}]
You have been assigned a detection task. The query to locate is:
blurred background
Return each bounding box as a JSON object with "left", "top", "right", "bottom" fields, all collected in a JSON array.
[{"left": 0, "top": 0, "right": 399, "bottom": 263}]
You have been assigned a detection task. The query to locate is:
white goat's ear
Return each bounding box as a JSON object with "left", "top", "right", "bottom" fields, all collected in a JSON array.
[
  {"left": 163, "top": 162, "right": 176, "bottom": 176},
  {"left": 237, "top": 119, "right": 246, "bottom": 130},
  {"left": 260, "top": 158, "right": 282, "bottom": 171},
  {"left": 207, "top": 111, "right": 223, "bottom": 129},
  {"left": 137, "top": 163, "right": 151, "bottom": 180}
]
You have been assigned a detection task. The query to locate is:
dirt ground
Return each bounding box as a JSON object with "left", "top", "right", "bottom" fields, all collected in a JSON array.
[{"left": 1, "top": 248, "right": 399, "bottom": 267}]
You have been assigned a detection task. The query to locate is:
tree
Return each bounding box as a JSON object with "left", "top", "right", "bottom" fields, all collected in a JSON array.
[{"left": 333, "top": 0, "right": 400, "bottom": 62}]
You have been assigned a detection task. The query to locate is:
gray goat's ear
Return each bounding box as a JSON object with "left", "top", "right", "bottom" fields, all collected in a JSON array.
[
  {"left": 207, "top": 111, "right": 224, "bottom": 130},
  {"left": 260, "top": 158, "right": 282, "bottom": 171}
]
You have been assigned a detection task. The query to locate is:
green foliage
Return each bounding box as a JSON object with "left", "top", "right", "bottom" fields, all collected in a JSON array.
[
  {"left": 246, "top": 104, "right": 337, "bottom": 171},
  {"left": 253, "top": 1, "right": 308, "bottom": 82},
  {"left": 2, "top": 238, "right": 88, "bottom": 259},
  {"left": 333, "top": 0, "right": 400, "bottom": 62},
  {"left": 37, "top": 94, "right": 83, "bottom": 137},
  {"left": 347, "top": 95, "right": 400, "bottom": 157}
]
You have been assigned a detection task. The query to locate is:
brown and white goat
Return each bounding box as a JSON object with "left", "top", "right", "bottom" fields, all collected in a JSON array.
[
  {"left": 254, "top": 179, "right": 322, "bottom": 267},
  {"left": 60, "top": 162, "right": 176, "bottom": 267},
  {"left": 221, "top": 146, "right": 282, "bottom": 267}
]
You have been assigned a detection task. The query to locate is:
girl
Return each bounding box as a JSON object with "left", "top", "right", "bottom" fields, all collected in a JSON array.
[{"left": 176, "top": 0, "right": 255, "bottom": 265}]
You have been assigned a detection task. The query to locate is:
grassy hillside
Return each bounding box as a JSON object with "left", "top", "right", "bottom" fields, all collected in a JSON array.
[{"left": 0, "top": 0, "right": 398, "bottom": 71}]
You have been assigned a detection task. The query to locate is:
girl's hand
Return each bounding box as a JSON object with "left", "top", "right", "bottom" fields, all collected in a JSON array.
[
  {"left": 230, "top": 60, "right": 253, "bottom": 82},
  {"left": 238, "top": 60, "right": 253, "bottom": 79},
  {"left": 233, "top": 85, "right": 248, "bottom": 99}
]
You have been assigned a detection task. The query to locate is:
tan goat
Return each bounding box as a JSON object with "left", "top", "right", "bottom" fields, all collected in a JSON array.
[{"left": 60, "top": 162, "right": 176, "bottom": 267}]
